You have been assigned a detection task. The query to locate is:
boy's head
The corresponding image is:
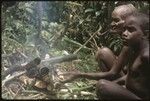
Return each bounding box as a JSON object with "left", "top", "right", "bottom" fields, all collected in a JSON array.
[
  {"left": 110, "top": 4, "right": 137, "bottom": 34},
  {"left": 122, "top": 13, "right": 149, "bottom": 46}
]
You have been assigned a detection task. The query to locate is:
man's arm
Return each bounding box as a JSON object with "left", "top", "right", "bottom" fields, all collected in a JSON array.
[
  {"left": 61, "top": 46, "right": 131, "bottom": 83},
  {"left": 82, "top": 46, "right": 130, "bottom": 79},
  {"left": 113, "top": 75, "right": 127, "bottom": 85},
  {"left": 78, "top": 71, "right": 119, "bottom": 81}
]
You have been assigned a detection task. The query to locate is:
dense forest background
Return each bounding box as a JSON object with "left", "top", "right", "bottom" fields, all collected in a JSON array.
[{"left": 1, "top": 1, "right": 149, "bottom": 99}]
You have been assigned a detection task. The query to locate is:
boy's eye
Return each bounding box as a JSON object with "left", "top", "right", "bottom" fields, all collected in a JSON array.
[
  {"left": 127, "top": 26, "right": 136, "bottom": 32},
  {"left": 122, "top": 27, "right": 125, "bottom": 31},
  {"left": 112, "top": 18, "right": 120, "bottom": 23}
]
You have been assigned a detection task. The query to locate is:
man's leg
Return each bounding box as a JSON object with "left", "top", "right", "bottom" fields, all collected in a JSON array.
[
  {"left": 95, "top": 47, "right": 125, "bottom": 77},
  {"left": 96, "top": 79, "right": 141, "bottom": 100},
  {"left": 95, "top": 47, "right": 116, "bottom": 72}
]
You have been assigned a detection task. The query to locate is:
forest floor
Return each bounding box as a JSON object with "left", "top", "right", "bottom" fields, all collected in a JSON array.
[{"left": 2, "top": 50, "right": 99, "bottom": 100}]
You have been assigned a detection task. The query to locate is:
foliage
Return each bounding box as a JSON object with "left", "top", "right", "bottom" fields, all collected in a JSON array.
[{"left": 1, "top": 1, "right": 149, "bottom": 99}]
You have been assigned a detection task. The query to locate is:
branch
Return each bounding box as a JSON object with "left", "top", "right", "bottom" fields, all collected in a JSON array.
[
  {"left": 2, "top": 65, "right": 25, "bottom": 78},
  {"left": 2, "top": 57, "right": 41, "bottom": 78},
  {"left": 2, "top": 55, "right": 77, "bottom": 78},
  {"left": 2, "top": 71, "right": 26, "bottom": 87},
  {"left": 73, "top": 26, "right": 102, "bottom": 54},
  {"left": 41, "top": 54, "right": 77, "bottom": 64}
]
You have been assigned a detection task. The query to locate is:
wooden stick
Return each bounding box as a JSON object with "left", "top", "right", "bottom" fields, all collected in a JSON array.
[
  {"left": 73, "top": 26, "right": 102, "bottom": 54},
  {"left": 41, "top": 54, "right": 77, "bottom": 64},
  {"left": 2, "top": 54, "right": 77, "bottom": 78},
  {"left": 2, "top": 71, "right": 26, "bottom": 87}
]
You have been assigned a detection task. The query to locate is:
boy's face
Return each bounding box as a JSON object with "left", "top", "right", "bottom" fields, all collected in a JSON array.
[
  {"left": 110, "top": 10, "right": 125, "bottom": 34},
  {"left": 122, "top": 16, "right": 143, "bottom": 46}
]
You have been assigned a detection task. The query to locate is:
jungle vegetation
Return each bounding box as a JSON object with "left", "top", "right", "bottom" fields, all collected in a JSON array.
[{"left": 1, "top": 1, "right": 149, "bottom": 99}]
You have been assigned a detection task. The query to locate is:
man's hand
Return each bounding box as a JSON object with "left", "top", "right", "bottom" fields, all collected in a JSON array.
[{"left": 58, "top": 72, "right": 81, "bottom": 83}]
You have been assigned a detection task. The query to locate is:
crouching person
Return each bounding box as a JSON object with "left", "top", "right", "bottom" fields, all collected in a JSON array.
[{"left": 96, "top": 12, "right": 149, "bottom": 100}]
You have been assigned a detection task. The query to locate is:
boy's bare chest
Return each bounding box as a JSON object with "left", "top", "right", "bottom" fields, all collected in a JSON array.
[{"left": 128, "top": 54, "right": 149, "bottom": 78}]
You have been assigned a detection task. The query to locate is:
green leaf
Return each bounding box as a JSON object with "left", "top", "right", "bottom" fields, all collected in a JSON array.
[
  {"left": 85, "top": 8, "right": 94, "bottom": 13},
  {"left": 26, "top": 7, "right": 33, "bottom": 14},
  {"left": 79, "top": 19, "right": 84, "bottom": 25},
  {"left": 95, "top": 11, "right": 101, "bottom": 17},
  {"left": 42, "top": 20, "right": 48, "bottom": 28},
  {"left": 114, "top": 46, "right": 117, "bottom": 52},
  {"left": 4, "top": 27, "right": 13, "bottom": 31}
]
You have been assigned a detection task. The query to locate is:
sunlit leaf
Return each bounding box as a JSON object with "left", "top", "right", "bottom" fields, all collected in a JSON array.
[
  {"left": 26, "top": 7, "right": 33, "bottom": 14},
  {"left": 85, "top": 8, "right": 94, "bottom": 13},
  {"left": 95, "top": 11, "right": 101, "bottom": 16}
]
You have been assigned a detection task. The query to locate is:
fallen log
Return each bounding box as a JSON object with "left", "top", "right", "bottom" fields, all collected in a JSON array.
[
  {"left": 2, "top": 57, "right": 41, "bottom": 78},
  {"left": 41, "top": 54, "right": 77, "bottom": 64},
  {"left": 2, "top": 54, "right": 78, "bottom": 78},
  {"left": 2, "top": 71, "right": 26, "bottom": 87}
]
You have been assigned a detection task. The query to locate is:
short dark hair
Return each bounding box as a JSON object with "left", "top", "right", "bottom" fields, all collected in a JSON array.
[
  {"left": 126, "top": 12, "right": 149, "bottom": 36},
  {"left": 114, "top": 4, "right": 138, "bottom": 19}
]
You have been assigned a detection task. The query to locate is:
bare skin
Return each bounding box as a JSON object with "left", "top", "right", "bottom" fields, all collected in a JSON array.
[
  {"left": 60, "top": 12, "right": 149, "bottom": 99},
  {"left": 89, "top": 4, "right": 138, "bottom": 83},
  {"left": 95, "top": 4, "right": 138, "bottom": 79},
  {"left": 61, "top": 45, "right": 130, "bottom": 82},
  {"left": 96, "top": 13, "right": 150, "bottom": 99},
  {"left": 113, "top": 75, "right": 126, "bottom": 85},
  {"left": 110, "top": 4, "right": 137, "bottom": 34},
  {"left": 60, "top": 4, "right": 137, "bottom": 84}
]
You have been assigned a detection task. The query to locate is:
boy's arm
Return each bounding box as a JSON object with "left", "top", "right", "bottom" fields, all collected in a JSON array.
[
  {"left": 61, "top": 46, "right": 130, "bottom": 83},
  {"left": 113, "top": 75, "right": 127, "bottom": 85}
]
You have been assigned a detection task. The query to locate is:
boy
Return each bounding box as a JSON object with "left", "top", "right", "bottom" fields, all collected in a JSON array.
[{"left": 96, "top": 12, "right": 149, "bottom": 99}]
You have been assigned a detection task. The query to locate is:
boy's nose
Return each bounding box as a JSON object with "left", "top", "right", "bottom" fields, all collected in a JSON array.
[
  {"left": 122, "top": 30, "right": 128, "bottom": 37},
  {"left": 110, "top": 21, "right": 116, "bottom": 27}
]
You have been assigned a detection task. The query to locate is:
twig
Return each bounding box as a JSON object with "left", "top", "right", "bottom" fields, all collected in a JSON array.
[
  {"left": 13, "top": 86, "right": 22, "bottom": 99},
  {"left": 73, "top": 26, "right": 102, "bottom": 54},
  {"left": 4, "top": 86, "right": 14, "bottom": 99},
  {"left": 67, "top": 1, "right": 83, "bottom": 6},
  {"left": 74, "top": 28, "right": 110, "bottom": 54},
  {"left": 92, "top": 37, "right": 99, "bottom": 50},
  {"left": 89, "top": 41, "right": 96, "bottom": 50},
  {"left": 63, "top": 37, "right": 92, "bottom": 51},
  {"left": 88, "top": 32, "right": 99, "bottom": 50},
  {"left": 21, "top": 90, "right": 40, "bottom": 94},
  {"left": 98, "top": 29, "right": 110, "bottom": 36},
  {"left": 2, "top": 65, "right": 25, "bottom": 78},
  {"left": 30, "top": 93, "right": 45, "bottom": 99},
  {"left": 2, "top": 71, "right": 26, "bottom": 87},
  {"left": 80, "top": 91, "right": 95, "bottom": 96},
  {"left": 16, "top": 51, "right": 28, "bottom": 59}
]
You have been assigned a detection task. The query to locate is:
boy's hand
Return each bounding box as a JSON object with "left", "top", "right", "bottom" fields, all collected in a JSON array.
[{"left": 59, "top": 72, "right": 81, "bottom": 83}]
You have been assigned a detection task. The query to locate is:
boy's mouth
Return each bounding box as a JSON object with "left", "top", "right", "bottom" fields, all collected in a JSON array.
[{"left": 122, "top": 37, "right": 128, "bottom": 44}]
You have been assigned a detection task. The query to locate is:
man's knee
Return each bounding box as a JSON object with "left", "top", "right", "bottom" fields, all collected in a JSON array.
[
  {"left": 96, "top": 79, "right": 108, "bottom": 98},
  {"left": 95, "top": 47, "right": 116, "bottom": 68},
  {"left": 95, "top": 47, "right": 111, "bottom": 61}
]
